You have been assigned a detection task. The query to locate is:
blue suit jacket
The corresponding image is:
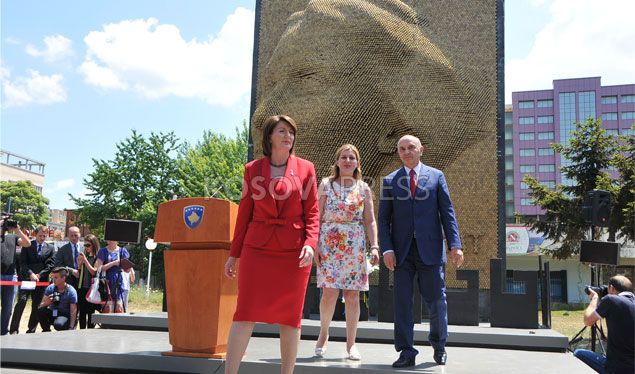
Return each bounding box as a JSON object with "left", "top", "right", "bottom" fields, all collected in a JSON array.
[{"left": 378, "top": 164, "right": 461, "bottom": 266}]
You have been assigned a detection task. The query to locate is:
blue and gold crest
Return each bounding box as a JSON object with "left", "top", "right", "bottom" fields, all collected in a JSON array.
[{"left": 183, "top": 205, "right": 204, "bottom": 230}]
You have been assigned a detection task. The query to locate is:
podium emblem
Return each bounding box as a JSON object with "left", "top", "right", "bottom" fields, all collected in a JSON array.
[{"left": 183, "top": 205, "right": 204, "bottom": 229}]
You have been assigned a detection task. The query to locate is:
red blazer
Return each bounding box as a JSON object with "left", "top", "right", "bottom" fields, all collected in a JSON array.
[{"left": 229, "top": 155, "right": 320, "bottom": 257}]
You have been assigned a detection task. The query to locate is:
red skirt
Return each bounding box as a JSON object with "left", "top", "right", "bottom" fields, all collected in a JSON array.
[{"left": 233, "top": 244, "right": 311, "bottom": 328}]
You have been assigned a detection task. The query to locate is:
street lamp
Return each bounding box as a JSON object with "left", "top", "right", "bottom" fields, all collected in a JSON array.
[{"left": 145, "top": 238, "right": 158, "bottom": 299}]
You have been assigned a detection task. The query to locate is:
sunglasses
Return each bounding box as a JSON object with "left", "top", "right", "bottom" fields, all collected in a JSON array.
[{"left": 84, "top": 243, "right": 92, "bottom": 247}]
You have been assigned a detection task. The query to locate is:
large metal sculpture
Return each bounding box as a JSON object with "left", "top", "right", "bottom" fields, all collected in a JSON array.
[{"left": 251, "top": 0, "right": 500, "bottom": 288}]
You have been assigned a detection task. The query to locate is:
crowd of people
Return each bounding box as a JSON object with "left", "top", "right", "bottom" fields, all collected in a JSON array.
[{"left": 0, "top": 224, "right": 135, "bottom": 334}]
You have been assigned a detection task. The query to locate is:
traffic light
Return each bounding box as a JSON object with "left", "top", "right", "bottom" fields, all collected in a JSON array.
[{"left": 582, "top": 190, "right": 611, "bottom": 227}]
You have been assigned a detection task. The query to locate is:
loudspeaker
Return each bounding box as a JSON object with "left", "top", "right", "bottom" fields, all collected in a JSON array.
[
  {"left": 580, "top": 240, "right": 619, "bottom": 266},
  {"left": 104, "top": 219, "right": 142, "bottom": 243},
  {"left": 583, "top": 190, "right": 611, "bottom": 227}
]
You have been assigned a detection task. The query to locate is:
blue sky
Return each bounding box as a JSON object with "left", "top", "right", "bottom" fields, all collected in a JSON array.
[{"left": 2, "top": 0, "right": 634, "bottom": 209}]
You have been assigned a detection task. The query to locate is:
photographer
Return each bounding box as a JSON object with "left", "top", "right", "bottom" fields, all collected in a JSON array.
[
  {"left": 1, "top": 218, "right": 31, "bottom": 335},
  {"left": 37, "top": 267, "right": 78, "bottom": 331},
  {"left": 574, "top": 275, "right": 635, "bottom": 374}
]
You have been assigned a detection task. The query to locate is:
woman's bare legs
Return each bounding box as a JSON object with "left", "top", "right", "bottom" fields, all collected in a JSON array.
[
  {"left": 225, "top": 321, "right": 256, "bottom": 374},
  {"left": 316, "top": 288, "right": 339, "bottom": 350},
  {"left": 279, "top": 324, "right": 301, "bottom": 374},
  {"left": 343, "top": 290, "right": 360, "bottom": 352}
]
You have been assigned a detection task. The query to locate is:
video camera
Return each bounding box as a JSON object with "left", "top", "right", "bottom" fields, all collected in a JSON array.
[
  {"left": 1, "top": 197, "right": 17, "bottom": 231},
  {"left": 584, "top": 285, "right": 609, "bottom": 298}
]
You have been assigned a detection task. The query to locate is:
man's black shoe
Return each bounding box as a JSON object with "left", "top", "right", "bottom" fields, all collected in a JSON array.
[
  {"left": 392, "top": 356, "right": 416, "bottom": 368},
  {"left": 433, "top": 350, "right": 447, "bottom": 365}
]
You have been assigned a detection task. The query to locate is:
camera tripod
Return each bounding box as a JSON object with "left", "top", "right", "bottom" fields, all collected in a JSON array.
[{"left": 569, "top": 319, "right": 606, "bottom": 354}]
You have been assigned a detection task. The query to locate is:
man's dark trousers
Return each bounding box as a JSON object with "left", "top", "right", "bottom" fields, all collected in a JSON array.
[
  {"left": 394, "top": 239, "right": 448, "bottom": 359},
  {"left": 37, "top": 308, "right": 70, "bottom": 331},
  {"left": 9, "top": 286, "right": 46, "bottom": 333}
]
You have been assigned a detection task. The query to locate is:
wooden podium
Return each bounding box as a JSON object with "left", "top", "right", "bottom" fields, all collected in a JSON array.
[{"left": 154, "top": 197, "right": 239, "bottom": 358}]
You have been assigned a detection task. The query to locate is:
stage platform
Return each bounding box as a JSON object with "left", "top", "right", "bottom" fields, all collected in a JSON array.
[
  {"left": 92, "top": 312, "right": 569, "bottom": 352},
  {"left": 1, "top": 329, "right": 592, "bottom": 374}
]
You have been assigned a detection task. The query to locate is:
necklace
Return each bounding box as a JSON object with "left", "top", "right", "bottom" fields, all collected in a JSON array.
[{"left": 270, "top": 160, "right": 288, "bottom": 167}]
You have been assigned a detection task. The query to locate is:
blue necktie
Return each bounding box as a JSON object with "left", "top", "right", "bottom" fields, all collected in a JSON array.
[
  {"left": 73, "top": 244, "right": 78, "bottom": 268},
  {"left": 37, "top": 244, "right": 42, "bottom": 256}
]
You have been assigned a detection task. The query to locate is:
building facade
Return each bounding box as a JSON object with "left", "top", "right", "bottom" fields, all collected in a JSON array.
[
  {"left": 504, "top": 105, "right": 516, "bottom": 223},
  {"left": 512, "top": 77, "right": 635, "bottom": 216},
  {"left": 0, "top": 150, "right": 46, "bottom": 193}
]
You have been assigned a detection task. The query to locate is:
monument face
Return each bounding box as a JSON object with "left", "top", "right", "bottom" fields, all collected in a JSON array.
[{"left": 251, "top": 0, "right": 500, "bottom": 287}]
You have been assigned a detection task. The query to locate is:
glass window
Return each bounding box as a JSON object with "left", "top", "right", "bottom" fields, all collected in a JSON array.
[
  {"left": 578, "top": 91, "right": 596, "bottom": 122},
  {"left": 539, "top": 164, "right": 555, "bottom": 172},
  {"left": 537, "top": 115, "right": 554, "bottom": 124},
  {"left": 521, "top": 198, "right": 533, "bottom": 206},
  {"left": 520, "top": 149, "right": 535, "bottom": 157},
  {"left": 621, "top": 112, "right": 635, "bottom": 120},
  {"left": 505, "top": 159, "right": 513, "bottom": 169},
  {"left": 538, "top": 132, "right": 555, "bottom": 140},
  {"left": 605, "top": 129, "right": 618, "bottom": 136},
  {"left": 541, "top": 180, "right": 556, "bottom": 189},
  {"left": 505, "top": 144, "right": 513, "bottom": 154},
  {"left": 520, "top": 165, "right": 535, "bottom": 173},
  {"left": 505, "top": 187, "right": 514, "bottom": 200},
  {"left": 519, "top": 100, "right": 534, "bottom": 109},
  {"left": 519, "top": 132, "right": 534, "bottom": 141},
  {"left": 601, "top": 96, "right": 617, "bottom": 104},
  {"left": 538, "top": 148, "right": 555, "bottom": 156},
  {"left": 537, "top": 99, "right": 553, "bottom": 108},
  {"left": 519, "top": 116, "right": 534, "bottom": 125},
  {"left": 520, "top": 182, "right": 529, "bottom": 189},
  {"left": 505, "top": 175, "right": 513, "bottom": 185},
  {"left": 622, "top": 129, "right": 634, "bottom": 136},
  {"left": 559, "top": 92, "right": 577, "bottom": 186},
  {"left": 621, "top": 94, "right": 635, "bottom": 103},
  {"left": 602, "top": 112, "right": 618, "bottom": 121},
  {"left": 506, "top": 204, "right": 514, "bottom": 220}
]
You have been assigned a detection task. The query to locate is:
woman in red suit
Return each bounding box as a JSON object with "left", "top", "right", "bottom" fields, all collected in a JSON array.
[{"left": 224, "top": 114, "right": 319, "bottom": 374}]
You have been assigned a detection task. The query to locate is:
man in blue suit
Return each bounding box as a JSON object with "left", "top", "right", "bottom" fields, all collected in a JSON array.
[{"left": 378, "top": 135, "right": 464, "bottom": 368}]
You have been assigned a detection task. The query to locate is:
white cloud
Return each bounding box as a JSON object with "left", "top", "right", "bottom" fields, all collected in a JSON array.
[
  {"left": 529, "top": 0, "right": 548, "bottom": 6},
  {"left": 44, "top": 178, "right": 76, "bottom": 194},
  {"left": 5, "top": 36, "right": 21, "bottom": 45},
  {"left": 506, "top": 0, "right": 635, "bottom": 102},
  {"left": 79, "top": 7, "right": 254, "bottom": 106},
  {"left": 25, "top": 34, "right": 74, "bottom": 62},
  {"left": 2, "top": 69, "right": 67, "bottom": 108},
  {"left": 0, "top": 65, "right": 10, "bottom": 80}
]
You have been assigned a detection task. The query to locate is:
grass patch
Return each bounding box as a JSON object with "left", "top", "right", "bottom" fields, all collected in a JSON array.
[
  {"left": 128, "top": 285, "right": 163, "bottom": 313},
  {"left": 549, "top": 309, "right": 586, "bottom": 338}
]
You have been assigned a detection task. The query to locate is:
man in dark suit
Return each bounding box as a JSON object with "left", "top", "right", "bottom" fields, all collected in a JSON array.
[
  {"left": 378, "top": 135, "right": 464, "bottom": 368},
  {"left": 54, "top": 226, "right": 82, "bottom": 289},
  {"left": 9, "top": 225, "right": 55, "bottom": 334}
]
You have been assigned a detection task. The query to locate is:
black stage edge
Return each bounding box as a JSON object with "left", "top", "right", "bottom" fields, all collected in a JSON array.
[{"left": 93, "top": 313, "right": 568, "bottom": 352}]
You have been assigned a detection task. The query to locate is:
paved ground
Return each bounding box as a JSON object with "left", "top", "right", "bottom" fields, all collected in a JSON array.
[{"left": 1, "top": 329, "right": 594, "bottom": 374}]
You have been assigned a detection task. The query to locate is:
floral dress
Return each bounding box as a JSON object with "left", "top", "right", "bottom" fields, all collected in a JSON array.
[{"left": 317, "top": 179, "right": 368, "bottom": 291}]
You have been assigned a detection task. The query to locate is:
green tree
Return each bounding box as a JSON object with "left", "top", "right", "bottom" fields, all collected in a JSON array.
[
  {"left": 520, "top": 118, "right": 618, "bottom": 259},
  {"left": 608, "top": 126, "right": 634, "bottom": 242},
  {"left": 70, "top": 130, "right": 181, "bottom": 285},
  {"left": 177, "top": 122, "right": 248, "bottom": 203},
  {"left": 0, "top": 181, "right": 49, "bottom": 229}
]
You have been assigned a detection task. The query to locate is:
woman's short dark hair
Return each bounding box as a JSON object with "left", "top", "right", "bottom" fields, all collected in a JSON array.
[{"left": 261, "top": 115, "right": 298, "bottom": 156}]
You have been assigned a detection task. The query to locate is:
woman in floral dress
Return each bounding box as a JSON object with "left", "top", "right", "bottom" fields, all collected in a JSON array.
[{"left": 315, "top": 144, "right": 380, "bottom": 360}]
